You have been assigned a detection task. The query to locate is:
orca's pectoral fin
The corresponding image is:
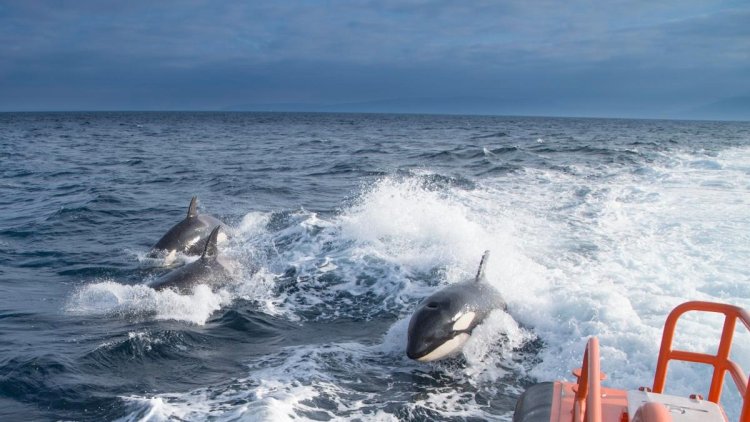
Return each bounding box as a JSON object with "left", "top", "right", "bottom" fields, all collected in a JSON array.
[
  {"left": 187, "top": 196, "right": 198, "bottom": 219},
  {"left": 475, "top": 250, "right": 490, "bottom": 282},
  {"left": 201, "top": 226, "right": 221, "bottom": 259}
]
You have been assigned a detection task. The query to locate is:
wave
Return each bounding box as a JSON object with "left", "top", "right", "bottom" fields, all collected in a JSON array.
[
  {"left": 66, "top": 281, "right": 233, "bottom": 325},
  {"left": 117, "top": 310, "right": 536, "bottom": 421},
  {"left": 57, "top": 140, "right": 750, "bottom": 420}
]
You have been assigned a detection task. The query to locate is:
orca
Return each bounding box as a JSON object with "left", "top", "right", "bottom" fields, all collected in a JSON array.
[
  {"left": 148, "top": 226, "right": 234, "bottom": 293},
  {"left": 148, "top": 196, "right": 226, "bottom": 261},
  {"left": 406, "top": 250, "right": 506, "bottom": 362}
]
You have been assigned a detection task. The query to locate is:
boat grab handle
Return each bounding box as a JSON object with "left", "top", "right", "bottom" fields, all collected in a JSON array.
[{"left": 652, "top": 301, "right": 750, "bottom": 422}]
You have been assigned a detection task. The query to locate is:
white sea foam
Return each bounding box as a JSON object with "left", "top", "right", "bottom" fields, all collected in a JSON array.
[
  {"left": 479, "top": 146, "right": 750, "bottom": 418},
  {"left": 118, "top": 329, "right": 530, "bottom": 421},
  {"left": 314, "top": 146, "right": 747, "bottom": 418},
  {"left": 65, "top": 281, "right": 232, "bottom": 325},
  {"left": 108, "top": 145, "right": 749, "bottom": 420}
]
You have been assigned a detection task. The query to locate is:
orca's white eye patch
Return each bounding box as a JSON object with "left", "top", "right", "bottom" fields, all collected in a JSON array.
[{"left": 452, "top": 311, "right": 476, "bottom": 331}]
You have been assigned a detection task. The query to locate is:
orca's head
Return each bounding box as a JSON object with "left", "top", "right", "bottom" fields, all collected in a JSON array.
[
  {"left": 149, "top": 220, "right": 226, "bottom": 259},
  {"left": 406, "top": 295, "right": 478, "bottom": 362},
  {"left": 406, "top": 251, "right": 497, "bottom": 362}
]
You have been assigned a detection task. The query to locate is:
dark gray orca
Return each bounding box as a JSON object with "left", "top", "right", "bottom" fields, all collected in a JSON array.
[
  {"left": 148, "top": 226, "right": 234, "bottom": 293},
  {"left": 406, "top": 250, "right": 506, "bottom": 362},
  {"left": 149, "top": 196, "right": 226, "bottom": 261}
]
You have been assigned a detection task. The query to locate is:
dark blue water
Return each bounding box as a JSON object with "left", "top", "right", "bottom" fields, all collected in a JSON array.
[{"left": 1, "top": 112, "right": 749, "bottom": 421}]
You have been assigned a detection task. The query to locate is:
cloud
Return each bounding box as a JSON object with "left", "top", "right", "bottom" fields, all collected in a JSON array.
[
  {"left": 0, "top": 0, "right": 748, "bottom": 116},
  {"left": 3, "top": 1, "right": 746, "bottom": 67}
]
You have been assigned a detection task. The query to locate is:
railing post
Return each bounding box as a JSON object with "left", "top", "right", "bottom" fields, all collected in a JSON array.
[
  {"left": 708, "top": 315, "right": 737, "bottom": 403},
  {"left": 574, "top": 338, "right": 602, "bottom": 422}
]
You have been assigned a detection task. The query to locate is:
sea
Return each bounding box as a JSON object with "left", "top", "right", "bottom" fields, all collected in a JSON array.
[{"left": 0, "top": 112, "right": 749, "bottom": 421}]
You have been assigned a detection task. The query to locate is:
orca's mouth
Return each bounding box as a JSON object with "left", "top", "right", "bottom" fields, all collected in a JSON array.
[
  {"left": 406, "top": 327, "right": 463, "bottom": 361},
  {"left": 406, "top": 337, "right": 435, "bottom": 360},
  {"left": 406, "top": 332, "right": 471, "bottom": 362},
  {"left": 406, "top": 342, "right": 432, "bottom": 360}
]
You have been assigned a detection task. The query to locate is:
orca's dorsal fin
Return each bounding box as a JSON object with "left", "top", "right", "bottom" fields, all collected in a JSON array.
[
  {"left": 186, "top": 196, "right": 198, "bottom": 219},
  {"left": 201, "top": 226, "right": 221, "bottom": 259},
  {"left": 474, "top": 250, "right": 490, "bottom": 282}
]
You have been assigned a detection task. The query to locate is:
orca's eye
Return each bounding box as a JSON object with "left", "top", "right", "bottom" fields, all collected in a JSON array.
[{"left": 426, "top": 302, "right": 439, "bottom": 309}]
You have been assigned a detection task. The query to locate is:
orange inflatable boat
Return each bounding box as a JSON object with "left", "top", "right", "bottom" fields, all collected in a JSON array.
[{"left": 513, "top": 301, "right": 749, "bottom": 422}]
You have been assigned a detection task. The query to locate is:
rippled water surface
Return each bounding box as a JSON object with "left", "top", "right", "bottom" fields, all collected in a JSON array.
[{"left": 1, "top": 112, "right": 749, "bottom": 421}]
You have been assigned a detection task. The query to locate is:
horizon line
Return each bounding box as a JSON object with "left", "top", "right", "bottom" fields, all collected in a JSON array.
[{"left": 0, "top": 109, "right": 747, "bottom": 123}]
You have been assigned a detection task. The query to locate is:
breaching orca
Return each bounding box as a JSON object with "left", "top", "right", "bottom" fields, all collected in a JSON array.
[
  {"left": 148, "top": 226, "right": 234, "bottom": 293},
  {"left": 149, "top": 196, "right": 226, "bottom": 260},
  {"left": 406, "top": 250, "right": 506, "bottom": 362}
]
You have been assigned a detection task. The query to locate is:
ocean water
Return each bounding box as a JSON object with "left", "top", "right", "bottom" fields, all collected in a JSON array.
[{"left": 0, "top": 112, "right": 749, "bottom": 421}]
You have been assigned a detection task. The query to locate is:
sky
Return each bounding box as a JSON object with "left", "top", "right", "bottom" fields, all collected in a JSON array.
[{"left": 1, "top": 0, "right": 749, "bottom": 119}]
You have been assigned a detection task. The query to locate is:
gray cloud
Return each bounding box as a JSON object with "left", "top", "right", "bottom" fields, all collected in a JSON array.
[{"left": 0, "top": 0, "right": 748, "bottom": 117}]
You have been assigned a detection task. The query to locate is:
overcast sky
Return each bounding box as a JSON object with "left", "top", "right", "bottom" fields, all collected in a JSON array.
[{"left": 1, "top": 1, "right": 748, "bottom": 118}]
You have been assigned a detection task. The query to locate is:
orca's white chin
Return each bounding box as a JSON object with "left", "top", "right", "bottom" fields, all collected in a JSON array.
[{"left": 416, "top": 333, "right": 471, "bottom": 362}]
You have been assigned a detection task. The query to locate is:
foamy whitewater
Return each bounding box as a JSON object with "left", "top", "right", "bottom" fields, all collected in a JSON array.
[{"left": 0, "top": 112, "right": 748, "bottom": 421}]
